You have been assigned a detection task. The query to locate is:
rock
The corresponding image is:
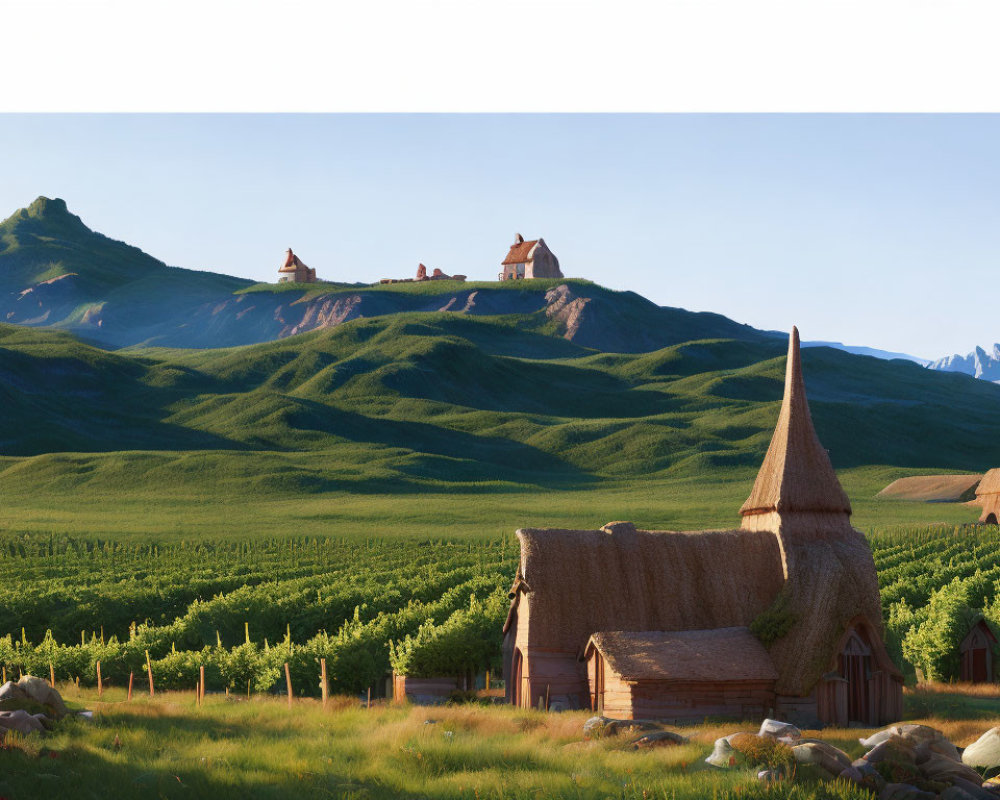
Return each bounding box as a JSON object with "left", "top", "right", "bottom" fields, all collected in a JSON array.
[
  {"left": 0, "top": 681, "right": 26, "bottom": 703},
  {"left": 792, "top": 741, "right": 852, "bottom": 776},
  {"left": 631, "top": 730, "right": 688, "bottom": 749},
  {"left": 963, "top": 728, "right": 1000, "bottom": 769},
  {"left": 839, "top": 766, "right": 866, "bottom": 785},
  {"left": 920, "top": 752, "right": 983, "bottom": 786},
  {"left": 706, "top": 736, "right": 740, "bottom": 768},
  {"left": 757, "top": 769, "right": 782, "bottom": 782},
  {"left": 982, "top": 777, "right": 1000, "bottom": 795},
  {"left": 879, "top": 783, "right": 937, "bottom": 800},
  {"left": 865, "top": 736, "right": 919, "bottom": 765},
  {"left": 0, "top": 709, "right": 46, "bottom": 734},
  {"left": 950, "top": 778, "right": 997, "bottom": 800},
  {"left": 759, "top": 718, "right": 801, "bottom": 742},
  {"left": 583, "top": 716, "right": 611, "bottom": 738},
  {"left": 583, "top": 716, "right": 658, "bottom": 738},
  {"left": 11, "top": 676, "right": 67, "bottom": 717},
  {"left": 942, "top": 788, "right": 980, "bottom": 800},
  {"left": 862, "top": 728, "right": 897, "bottom": 749}
]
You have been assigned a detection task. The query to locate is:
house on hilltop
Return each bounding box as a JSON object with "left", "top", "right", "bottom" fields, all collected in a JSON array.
[
  {"left": 502, "top": 328, "right": 903, "bottom": 726},
  {"left": 278, "top": 249, "right": 317, "bottom": 283},
  {"left": 499, "top": 234, "right": 562, "bottom": 280},
  {"left": 975, "top": 469, "right": 1000, "bottom": 524}
]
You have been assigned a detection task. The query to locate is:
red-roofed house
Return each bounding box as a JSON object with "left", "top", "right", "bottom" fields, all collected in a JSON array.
[
  {"left": 499, "top": 234, "right": 562, "bottom": 280},
  {"left": 278, "top": 249, "right": 317, "bottom": 283}
]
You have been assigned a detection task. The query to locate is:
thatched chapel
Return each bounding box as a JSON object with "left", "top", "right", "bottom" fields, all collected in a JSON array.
[
  {"left": 976, "top": 469, "right": 1000, "bottom": 524},
  {"left": 502, "top": 328, "right": 903, "bottom": 726}
]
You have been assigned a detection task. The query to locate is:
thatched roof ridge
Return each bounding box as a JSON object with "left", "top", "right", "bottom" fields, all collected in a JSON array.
[
  {"left": 515, "top": 524, "right": 784, "bottom": 654},
  {"left": 279, "top": 248, "right": 308, "bottom": 272},
  {"left": 585, "top": 628, "right": 777, "bottom": 683},
  {"left": 741, "top": 327, "right": 852, "bottom": 519},
  {"left": 977, "top": 468, "right": 1000, "bottom": 496}
]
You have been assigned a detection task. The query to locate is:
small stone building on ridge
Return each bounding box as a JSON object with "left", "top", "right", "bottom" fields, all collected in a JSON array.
[
  {"left": 502, "top": 328, "right": 903, "bottom": 726},
  {"left": 278, "top": 248, "right": 317, "bottom": 283},
  {"left": 499, "top": 234, "right": 562, "bottom": 280},
  {"left": 976, "top": 470, "right": 1000, "bottom": 525}
]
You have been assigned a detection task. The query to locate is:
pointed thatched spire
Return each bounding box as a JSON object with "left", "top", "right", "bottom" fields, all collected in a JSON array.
[{"left": 740, "top": 327, "right": 852, "bottom": 520}]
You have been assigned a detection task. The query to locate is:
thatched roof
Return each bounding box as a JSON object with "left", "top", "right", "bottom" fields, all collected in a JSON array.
[
  {"left": 977, "top": 468, "right": 1000, "bottom": 497},
  {"left": 585, "top": 628, "right": 777, "bottom": 683},
  {"left": 741, "top": 327, "right": 852, "bottom": 519},
  {"left": 513, "top": 521, "right": 784, "bottom": 655}
]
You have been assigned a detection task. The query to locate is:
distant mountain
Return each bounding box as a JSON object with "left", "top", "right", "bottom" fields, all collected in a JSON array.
[
  {"left": 0, "top": 197, "right": 768, "bottom": 351},
  {"left": 928, "top": 345, "right": 1000, "bottom": 383},
  {"left": 803, "top": 341, "right": 930, "bottom": 366}
]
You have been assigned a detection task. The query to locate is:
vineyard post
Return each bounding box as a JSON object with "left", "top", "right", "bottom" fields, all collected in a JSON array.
[
  {"left": 545, "top": 684, "right": 550, "bottom": 711},
  {"left": 320, "top": 658, "right": 328, "bottom": 709},
  {"left": 97, "top": 661, "right": 103, "bottom": 698},
  {"left": 247, "top": 678, "right": 251, "bottom": 700},
  {"left": 146, "top": 649, "right": 154, "bottom": 697},
  {"left": 284, "top": 663, "right": 293, "bottom": 708},
  {"left": 200, "top": 665, "right": 205, "bottom": 705},
  {"left": 2, "top": 667, "right": 5, "bottom": 684},
  {"left": 485, "top": 670, "right": 490, "bottom": 692},
  {"left": 49, "top": 663, "right": 55, "bottom": 688},
  {"left": 367, "top": 687, "right": 371, "bottom": 710},
  {"left": 128, "top": 671, "right": 134, "bottom": 701}
]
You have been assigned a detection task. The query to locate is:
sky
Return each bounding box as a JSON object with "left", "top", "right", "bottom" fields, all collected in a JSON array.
[{"left": 1, "top": 113, "right": 998, "bottom": 360}]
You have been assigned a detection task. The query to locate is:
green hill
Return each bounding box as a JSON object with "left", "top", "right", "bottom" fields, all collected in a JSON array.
[{"left": 2, "top": 312, "right": 999, "bottom": 502}]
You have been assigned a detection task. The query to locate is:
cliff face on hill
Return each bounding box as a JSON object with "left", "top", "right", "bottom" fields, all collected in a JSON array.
[{"left": 0, "top": 197, "right": 766, "bottom": 351}]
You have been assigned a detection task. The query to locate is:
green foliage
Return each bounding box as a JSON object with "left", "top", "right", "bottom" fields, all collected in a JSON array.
[{"left": 750, "top": 590, "right": 798, "bottom": 646}]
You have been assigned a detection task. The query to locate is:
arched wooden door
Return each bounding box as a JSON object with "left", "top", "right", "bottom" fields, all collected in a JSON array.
[
  {"left": 512, "top": 649, "right": 524, "bottom": 708},
  {"left": 838, "top": 630, "right": 872, "bottom": 724}
]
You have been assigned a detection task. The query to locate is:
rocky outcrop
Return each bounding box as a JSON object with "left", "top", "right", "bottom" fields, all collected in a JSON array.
[{"left": 928, "top": 345, "right": 1000, "bottom": 383}]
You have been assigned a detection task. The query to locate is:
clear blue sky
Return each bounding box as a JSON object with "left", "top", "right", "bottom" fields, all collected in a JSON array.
[{"left": 1, "top": 114, "right": 997, "bottom": 359}]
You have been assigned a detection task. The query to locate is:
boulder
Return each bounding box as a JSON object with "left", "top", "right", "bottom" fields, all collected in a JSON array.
[
  {"left": 0, "top": 681, "right": 26, "bottom": 703},
  {"left": 950, "top": 778, "right": 999, "bottom": 800},
  {"left": 759, "top": 718, "right": 801, "bottom": 742},
  {"left": 583, "top": 716, "right": 611, "bottom": 738},
  {"left": 919, "top": 752, "right": 983, "bottom": 786},
  {"left": 11, "top": 676, "right": 67, "bottom": 717},
  {"left": 631, "top": 730, "right": 688, "bottom": 749},
  {"left": 942, "top": 786, "right": 985, "bottom": 800},
  {"left": 963, "top": 728, "right": 1000, "bottom": 770},
  {"left": 756, "top": 769, "right": 782, "bottom": 782},
  {"left": 879, "top": 783, "right": 937, "bottom": 800},
  {"left": 706, "top": 736, "right": 740, "bottom": 768},
  {"left": 792, "top": 741, "right": 852, "bottom": 776},
  {"left": 0, "top": 709, "right": 46, "bottom": 735}
]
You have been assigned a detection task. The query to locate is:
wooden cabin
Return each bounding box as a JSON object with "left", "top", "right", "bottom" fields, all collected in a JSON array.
[
  {"left": 278, "top": 248, "right": 317, "bottom": 283},
  {"left": 960, "top": 619, "right": 998, "bottom": 683},
  {"left": 503, "top": 328, "right": 903, "bottom": 727},
  {"left": 976, "top": 469, "right": 1000, "bottom": 525},
  {"left": 584, "top": 628, "right": 777, "bottom": 721},
  {"left": 499, "top": 234, "right": 562, "bottom": 280}
]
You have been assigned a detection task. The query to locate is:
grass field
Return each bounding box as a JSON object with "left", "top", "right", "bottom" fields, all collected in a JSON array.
[{"left": 2, "top": 684, "right": 998, "bottom": 800}]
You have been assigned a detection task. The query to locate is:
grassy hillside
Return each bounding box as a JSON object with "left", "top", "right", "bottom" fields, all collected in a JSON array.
[{"left": 0, "top": 310, "right": 998, "bottom": 539}]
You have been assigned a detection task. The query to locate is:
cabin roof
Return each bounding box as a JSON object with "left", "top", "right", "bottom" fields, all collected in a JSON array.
[
  {"left": 585, "top": 627, "right": 778, "bottom": 683},
  {"left": 279, "top": 249, "right": 308, "bottom": 272},
  {"left": 741, "top": 326, "right": 852, "bottom": 517},
  {"left": 515, "top": 522, "right": 784, "bottom": 655},
  {"left": 502, "top": 239, "right": 539, "bottom": 265}
]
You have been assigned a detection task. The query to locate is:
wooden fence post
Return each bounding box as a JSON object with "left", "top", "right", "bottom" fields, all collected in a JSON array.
[
  {"left": 367, "top": 687, "right": 371, "bottom": 710},
  {"left": 146, "top": 650, "right": 154, "bottom": 697},
  {"left": 49, "top": 663, "right": 55, "bottom": 688},
  {"left": 2, "top": 667, "right": 5, "bottom": 684},
  {"left": 200, "top": 665, "right": 206, "bottom": 705},
  {"left": 485, "top": 670, "right": 490, "bottom": 692},
  {"left": 284, "top": 663, "right": 292, "bottom": 708},
  {"left": 320, "top": 659, "right": 328, "bottom": 710},
  {"left": 545, "top": 684, "right": 550, "bottom": 711},
  {"left": 97, "top": 661, "right": 103, "bottom": 698},
  {"left": 128, "top": 671, "right": 134, "bottom": 701}
]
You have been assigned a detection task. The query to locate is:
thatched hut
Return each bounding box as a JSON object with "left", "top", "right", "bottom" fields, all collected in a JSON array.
[
  {"left": 976, "top": 469, "right": 1000, "bottom": 524},
  {"left": 959, "top": 619, "right": 998, "bottom": 683},
  {"left": 502, "top": 328, "right": 903, "bottom": 726}
]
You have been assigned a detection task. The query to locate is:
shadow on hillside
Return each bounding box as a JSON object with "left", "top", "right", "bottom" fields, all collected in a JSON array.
[{"left": 287, "top": 398, "right": 597, "bottom": 491}]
